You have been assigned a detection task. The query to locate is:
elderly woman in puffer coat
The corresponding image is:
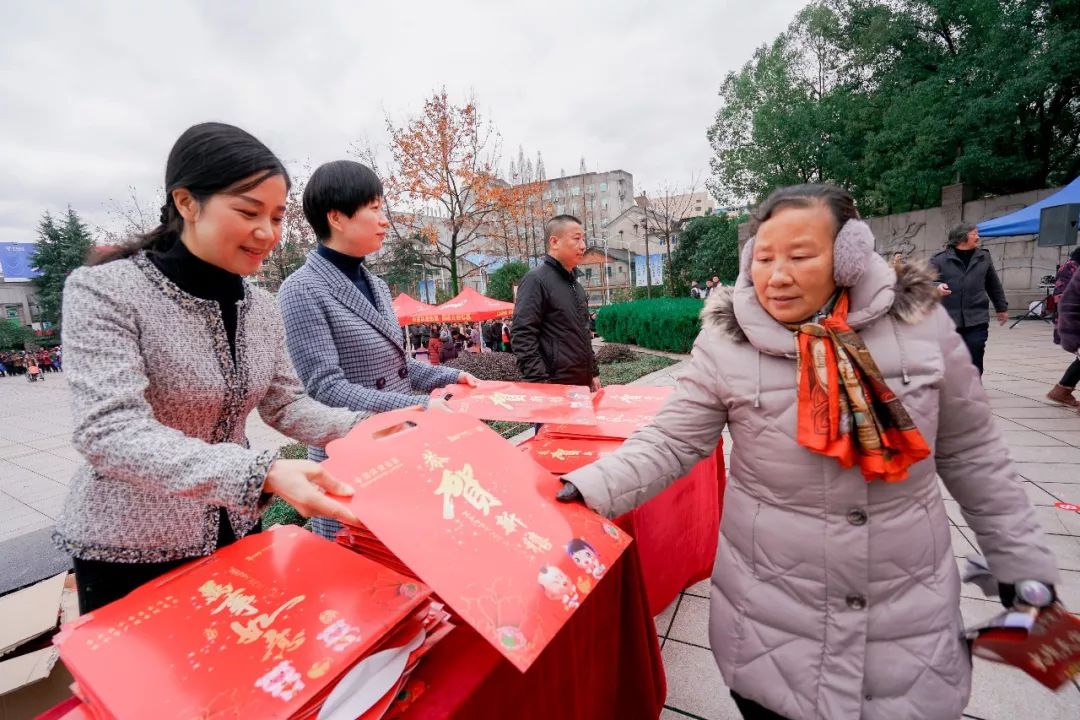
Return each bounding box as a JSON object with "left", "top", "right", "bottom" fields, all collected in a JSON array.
[{"left": 558, "top": 184, "right": 1059, "bottom": 720}]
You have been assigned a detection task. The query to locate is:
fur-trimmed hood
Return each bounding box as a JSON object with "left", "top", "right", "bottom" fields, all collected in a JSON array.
[{"left": 702, "top": 258, "right": 941, "bottom": 346}]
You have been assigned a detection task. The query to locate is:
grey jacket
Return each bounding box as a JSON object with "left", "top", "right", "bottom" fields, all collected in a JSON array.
[
  {"left": 53, "top": 253, "right": 361, "bottom": 563},
  {"left": 566, "top": 257, "right": 1057, "bottom": 720},
  {"left": 930, "top": 247, "right": 1008, "bottom": 327},
  {"left": 277, "top": 250, "right": 460, "bottom": 539}
]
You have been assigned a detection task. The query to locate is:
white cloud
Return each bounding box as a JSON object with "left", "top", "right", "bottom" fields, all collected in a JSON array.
[{"left": 0, "top": 0, "right": 805, "bottom": 243}]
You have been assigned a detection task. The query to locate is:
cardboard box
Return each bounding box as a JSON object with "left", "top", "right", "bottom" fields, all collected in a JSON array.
[{"left": 0, "top": 571, "right": 77, "bottom": 716}]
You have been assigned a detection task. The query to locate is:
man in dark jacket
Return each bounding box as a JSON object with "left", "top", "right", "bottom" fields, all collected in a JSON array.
[
  {"left": 512, "top": 215, "right": 600, "bottom": 390},
  {"left": 929, "top": 223, "right": 1009, "bottom": 375}
]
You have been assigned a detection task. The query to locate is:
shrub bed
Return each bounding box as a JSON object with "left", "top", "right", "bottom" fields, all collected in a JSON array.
[
  {"left": 594, "top": 343, "right": 638, "bottom": 365},
  {"left": 444, "top": 352, "right": 523, "bottom": 382},
  {"left": 595, "top": 298, "right": 703, "bottom": 354}
]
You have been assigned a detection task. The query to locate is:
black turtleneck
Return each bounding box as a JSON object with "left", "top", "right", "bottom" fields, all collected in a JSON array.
[
  {"left": 318, "top": 243, "right": 378, "bottom": 309},
  {"left": 149, "top": 239, "right": 245, "bottom": 358},
  {"left": 954, "top": 247, "right": 977, "bottom": 269}
]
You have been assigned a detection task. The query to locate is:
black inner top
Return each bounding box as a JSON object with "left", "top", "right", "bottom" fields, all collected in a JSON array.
[
  {"left": 149, "top": 239, "right": 244, "bottom": 359},
  {"left": 955, "top": 247, "right": 977, "bottom": 268},
  {"left": 317, "top": 243, "right": 377, "bottom": 309}
]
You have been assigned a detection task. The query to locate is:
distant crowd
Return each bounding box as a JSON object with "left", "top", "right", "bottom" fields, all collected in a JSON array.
[
  {"left": 689, "top": 275, "right": 725, "bottom": 299},
  {"left": 408, "top": 321, "right": 511, "bottom": 365},
  {"left": 0, "top": 347, "right": 62, "bottom": 377}
]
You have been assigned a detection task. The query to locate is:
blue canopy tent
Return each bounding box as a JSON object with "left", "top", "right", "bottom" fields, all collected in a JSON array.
[{"left": 977, "top": 176, "right": 1080, "bottom": 237}]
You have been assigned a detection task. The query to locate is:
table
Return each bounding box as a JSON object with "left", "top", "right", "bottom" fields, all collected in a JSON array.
[
  {"left": 398, "top": 541, "right": 666, "bottom": 719},
  {"left": 622, "top": 446, "right": 725, "bottom": 615},
  {"left": 519, "top": 437, "right": 726, "bottom": 617}
]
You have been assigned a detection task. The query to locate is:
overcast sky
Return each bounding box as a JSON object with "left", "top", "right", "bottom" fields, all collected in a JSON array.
[{"left": 0, "top": 0, "right": 806, "bottom": 244}]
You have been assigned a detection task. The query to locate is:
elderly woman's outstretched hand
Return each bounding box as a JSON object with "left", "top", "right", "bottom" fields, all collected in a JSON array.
[{"left": 556, "top": 480, "right": 584, "bottom": 504}]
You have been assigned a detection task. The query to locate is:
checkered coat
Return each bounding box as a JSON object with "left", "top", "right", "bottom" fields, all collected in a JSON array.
[{"left": 278, "top": 251, "right": 461, "bottom": 538}]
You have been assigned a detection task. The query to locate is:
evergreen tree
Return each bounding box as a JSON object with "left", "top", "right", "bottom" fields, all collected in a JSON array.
[
  {"left": 31, "top": 207, "right": 95, "bottom": 329},
  {"left": 486, "top": 261, "right": 529, "bottom": 302},
  {"left": 670, "top": 215, "right": 743, "bottom": 288}
]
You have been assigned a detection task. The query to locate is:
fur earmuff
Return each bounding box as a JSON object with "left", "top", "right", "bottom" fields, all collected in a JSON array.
[{"left": 739, "top": 219, "right": 875, "bottom": 288}]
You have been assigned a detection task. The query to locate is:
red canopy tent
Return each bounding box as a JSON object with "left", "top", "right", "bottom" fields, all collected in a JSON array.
[
  {"left": 391, "top": 293, "right": 438, "bottom": 326},
  {"left": 410, "top": 287, "right": 514, "bottom": 324}
]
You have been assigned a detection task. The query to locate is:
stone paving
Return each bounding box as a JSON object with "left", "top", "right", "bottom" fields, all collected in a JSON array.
[{"left": 1, "top": 320, "right": 1078, "bottom": 717}]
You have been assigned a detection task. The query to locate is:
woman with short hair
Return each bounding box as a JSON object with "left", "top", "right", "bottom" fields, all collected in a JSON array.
[{"left": 277, "top": 160, "right": 473, "bottom": 541}]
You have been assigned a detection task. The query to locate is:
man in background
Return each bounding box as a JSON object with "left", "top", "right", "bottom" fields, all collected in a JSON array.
[
  {"left": 512, "top": 214, "right": 600, "bottom": 391},
  {"left": 930, "top": 223, "right": 1008, "bottom": 375}
]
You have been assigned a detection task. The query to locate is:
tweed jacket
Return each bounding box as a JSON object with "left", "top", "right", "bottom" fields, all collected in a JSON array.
[
  {"left": 278, "top": 250, "right": 461, "bottom": 537},
  {"left": 53, "top": 253, "right": 361, "bottom": 564}
]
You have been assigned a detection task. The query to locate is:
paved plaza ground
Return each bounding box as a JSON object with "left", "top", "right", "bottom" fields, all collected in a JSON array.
[{"left": 0, "top": 321, "right": 1078, "bottom": 717}]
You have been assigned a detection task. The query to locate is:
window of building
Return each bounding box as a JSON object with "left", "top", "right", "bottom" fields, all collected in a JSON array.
[
  {"left": 606, "top": 266, "right": 612, "bottom": 278},
  {"left": 586, "top": 185, "right": 593, "bottom": 194},
  {"left": 601, "top": 199, "right": 609, "bottom": 209},
  {"left": 571, "top": 186, "right": 581, "bottom": 196},
  {"left": 600, "top": 182, "right": 608, "bottom": 192},
  {"left": 5, "top": 306, "right": 19, "bottom": 320}
]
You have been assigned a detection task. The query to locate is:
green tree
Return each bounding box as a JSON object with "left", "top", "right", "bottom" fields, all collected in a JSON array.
[
  {"left": 671, "top": 215, "right": 743, "bottom": 288},
  {"left": 485, "top": 261, "right": 529, "bottom": 302},
  {"left": 0, "top": 319, "right": 35, "bottom": 350},
  {"left": 374, "top": 234, "right": 427, "bottom": 296},
  {"left": 707, "top": 0, "right": 1080, "bottom": 215},
  {"left": 31, "top": 208, "right": 95, "bottom": 329}
]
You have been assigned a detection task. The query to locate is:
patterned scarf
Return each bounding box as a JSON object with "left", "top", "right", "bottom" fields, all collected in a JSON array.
[{"left": 789, "top": 291, "right": 930, "bottom": 482}]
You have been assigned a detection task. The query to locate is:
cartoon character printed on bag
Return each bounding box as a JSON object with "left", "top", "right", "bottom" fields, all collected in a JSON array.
[
  {"left": 537, "top": 565, "right": 580, "bottom": 611},
  {"left": 567, "top": 538, "right": 606, "bottom": 580},
  {"left": 255, "top": 659, "right": 306, "bottom": 702}
]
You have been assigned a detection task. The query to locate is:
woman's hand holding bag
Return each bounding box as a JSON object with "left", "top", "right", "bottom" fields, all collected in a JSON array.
[{"left": 264, "top": 459, "right": 359, "bottom": 526}]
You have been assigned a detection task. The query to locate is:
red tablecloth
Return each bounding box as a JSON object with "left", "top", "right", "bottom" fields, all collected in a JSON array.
[
  {"left": 399, "top": 541, "right": 665, "bottom": 719},
  {"left": 396, "top": 444, "right": 725, "bottom": 718},
  {"left": 622, "top": 445, "right": 725, "bottom": 615}
]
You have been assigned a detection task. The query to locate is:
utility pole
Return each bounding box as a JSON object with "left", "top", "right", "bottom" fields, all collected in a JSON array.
[{"left": 642, "top": 192, "right": 652, "bottom": 298}]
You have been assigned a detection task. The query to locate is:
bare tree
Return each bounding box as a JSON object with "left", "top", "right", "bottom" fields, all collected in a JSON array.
[
  {"left": 353, "top": 89, "right": 518, "bottom": 294},
  {"left": 647, "top": 177, "right": 704, "bottom": 293},
  {"left": 261, "top": 163, "right": 316, "bottom": 291},
  {"left": 96, "top": 185, "right": 164, "bottom": 245}
]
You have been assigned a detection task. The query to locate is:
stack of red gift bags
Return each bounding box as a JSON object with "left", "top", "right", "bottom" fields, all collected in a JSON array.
[
  {"left": 49, "top": 525, "right": 451, "bottom": 720},
  {"left": 323, "top": 407, "right": 633, "bottom": 673},
  {"left": 521, "top": 385, "right": 673, "bottom": 475}
]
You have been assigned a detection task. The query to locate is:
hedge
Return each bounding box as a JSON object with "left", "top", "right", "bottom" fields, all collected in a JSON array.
[{"left": 595, "top": 297, "right": 704, "bottom": 354}]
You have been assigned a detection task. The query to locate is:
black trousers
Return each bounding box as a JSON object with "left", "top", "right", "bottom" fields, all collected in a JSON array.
[
  {"left": 957, "top": 323, "right": 989, "bottom": 375},
  {"left": 1060, "top": 357, "right": 1080, "bottom": 388},
  {"left": 73, "top": 509, "right": 258, "bottom": 614},
  {"left": 731, "top": 691, "right": 791, "bottom": 720}
]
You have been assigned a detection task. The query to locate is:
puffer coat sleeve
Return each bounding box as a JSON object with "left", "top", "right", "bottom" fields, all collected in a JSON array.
[
  {"left": 63, "top": 268, "right": 271, "bottom": 515},
  {"left": 566, "top": 326, "right": 729, "bottom": 517},
  {"left": 931, "top": 306, "right": 1060, "bottom": 583},
  {"left": 1058, "top": 270, "right": 1080, "bottom": 353}
]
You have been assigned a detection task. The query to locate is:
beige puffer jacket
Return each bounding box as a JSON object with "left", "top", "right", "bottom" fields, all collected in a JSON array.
[{"left": 567, "top": 256, "right": 1059, "bottom": 720}]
